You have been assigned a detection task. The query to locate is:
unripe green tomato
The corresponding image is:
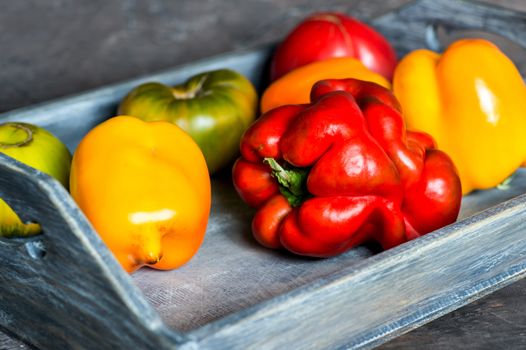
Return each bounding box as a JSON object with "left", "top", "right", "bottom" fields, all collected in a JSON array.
[
  {"left": 118, "top": 69, "right": 258, "bottom": 174},
  {"left": 0, "top": 122, "right": 72, "bottom": 237}
]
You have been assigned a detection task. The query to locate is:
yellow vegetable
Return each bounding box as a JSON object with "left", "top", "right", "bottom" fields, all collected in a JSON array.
[
  {"left": 393, "top": 39, "right": 526, "bottom": 194},
  {"left": 70, "top": 116, "right": 211, "bottom": 273}
]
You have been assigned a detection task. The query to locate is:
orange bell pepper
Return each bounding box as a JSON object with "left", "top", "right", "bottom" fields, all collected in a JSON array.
[
  {"left": 70, "top": 116, "right": 211, "bottom": 273},
  {"left": 393, "top": 39, "right": 526, "bottom": 194},
  {"left": 261, "top": 57, "right": 390, "bottom": 113}
]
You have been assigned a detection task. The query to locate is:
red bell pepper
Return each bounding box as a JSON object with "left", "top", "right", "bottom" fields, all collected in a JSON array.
[
  {"left": 232, "top": 79, "right": 461, "bottom": 257},
  {"left": 270, "top": 12, "right": 398, "bottom": 81}
]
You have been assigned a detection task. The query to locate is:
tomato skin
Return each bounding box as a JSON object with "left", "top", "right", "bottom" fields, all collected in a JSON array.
[
  {"left": 70, "top": 116, "right": 211, "bottom": 273},
  {"left": 270, "top": 12, "right": 397, "bottom": 81}
]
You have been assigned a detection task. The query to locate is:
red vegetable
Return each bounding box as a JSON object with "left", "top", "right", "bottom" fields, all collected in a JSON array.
[
  {"left": 232, "top": 79, "right": 461, "bottom": 257},
  {"left": 270, "top": 13, "right": 398, "bottom": 81}
]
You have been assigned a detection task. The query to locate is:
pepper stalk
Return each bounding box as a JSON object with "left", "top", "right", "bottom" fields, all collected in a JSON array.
[{"left": 264, "top": 157, "right": 309, "bottom": 207}]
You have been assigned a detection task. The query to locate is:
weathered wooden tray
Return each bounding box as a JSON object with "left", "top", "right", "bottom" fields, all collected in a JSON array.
[{"left": 1, "top": 0, "right": 526, "bottom": 349}]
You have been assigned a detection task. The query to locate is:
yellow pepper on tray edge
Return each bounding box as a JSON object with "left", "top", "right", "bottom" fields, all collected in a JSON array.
[
  {"left": 70, "top": 116, "right": 211, "bottom": 273},
  {"left": 393, "top": 38, "right": 526, "bottom": 194}
]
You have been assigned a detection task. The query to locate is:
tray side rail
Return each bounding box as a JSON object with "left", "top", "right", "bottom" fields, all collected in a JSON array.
[
  {"left": 187, "top": 191, "right": 526, "bottom": 350},
  {"left": 0, "top": 153, "right": 183, "bottom": 349}
]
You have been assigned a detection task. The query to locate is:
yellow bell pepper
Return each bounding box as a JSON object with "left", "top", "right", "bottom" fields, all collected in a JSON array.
[
  {"left": 393, "top": 39, "right": 526, "bottom": 194},
  {"left": 70, "top": 116, "right": 211, "bottom": 273}
]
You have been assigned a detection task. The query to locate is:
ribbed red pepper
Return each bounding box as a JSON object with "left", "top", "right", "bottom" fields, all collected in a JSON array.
[
  {"left": 232, "top": 79, "right": 461, "bottom": 257},
  {"left": 270, "top": 12, "right": 398, "bottom": 81}
]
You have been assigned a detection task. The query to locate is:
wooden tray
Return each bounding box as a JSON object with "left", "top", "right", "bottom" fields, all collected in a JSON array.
[{"left": 1, "top": 0, "right": 526, "bottom": 349}]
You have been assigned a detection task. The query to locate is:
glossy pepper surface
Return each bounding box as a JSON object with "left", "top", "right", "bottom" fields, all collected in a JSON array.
[
  {"left": 261, "top": 57, "right": 390, "bottom": 114},
  {"left": 70, "top": 116, "right": 211, "bottom": 273},
  {"left": 270, "top": 12, "right": 398, "bottom": 81},
  {"left": 393, "top": 39, "right": 526, "bottom": 194},
  {"left": 233, "top": 79, "right": 461, "bottom": 256}
]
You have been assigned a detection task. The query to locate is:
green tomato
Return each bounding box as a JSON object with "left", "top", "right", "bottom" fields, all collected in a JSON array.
[
  {"left": 0, "top": 122, "right": 71, "bottom": 237},
  {"left": 118, "top": 69, "right": 258, "bottom": 174}
]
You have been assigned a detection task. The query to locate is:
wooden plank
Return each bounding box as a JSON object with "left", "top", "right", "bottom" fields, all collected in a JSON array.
[
  {"left": 379, "top": 276, "right": 526, "bottom": 349},
  {"left": 0, "top": 328, "right": 28, "bottom": 350}
]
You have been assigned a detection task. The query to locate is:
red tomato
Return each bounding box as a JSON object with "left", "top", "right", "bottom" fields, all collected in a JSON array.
[{"left": 270, "top": 12, "right": 397, "bottom": 81}]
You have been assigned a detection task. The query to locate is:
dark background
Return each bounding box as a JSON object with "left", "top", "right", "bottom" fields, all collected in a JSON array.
[{"left": 1, "top": 0, "right": 526, "bottom": 349}]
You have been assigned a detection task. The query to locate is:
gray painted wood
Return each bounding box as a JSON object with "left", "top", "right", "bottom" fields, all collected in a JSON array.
[
  {"left": 0, "top": 154, "right": 182, "bottom": 349},
  {"left": 373, "top": 0, "right": 526, "bottom": 82},
  {"left": 379, "top": 277, "right": 526, "bottom": 350},
  {"left": 1, "top": 0, "right": 526, "bottom": 349}
]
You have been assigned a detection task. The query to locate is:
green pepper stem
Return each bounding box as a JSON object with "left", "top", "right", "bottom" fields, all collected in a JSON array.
[
  {"left": 497, "top": 175, "right": 514, "bottom": 190},
  {"left": 172, "top": 74, "right": 209, "bottom": 99},
  {"left": 0, "top": 123, "right": 34, "bottom": 149},
  {"left": 264, "top": 157, "right": 309, "bottom": 207}
]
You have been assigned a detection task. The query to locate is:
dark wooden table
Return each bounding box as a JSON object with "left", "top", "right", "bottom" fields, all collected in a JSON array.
[{"left": 1, "top": 1, "right": 525, "bottom": 348}]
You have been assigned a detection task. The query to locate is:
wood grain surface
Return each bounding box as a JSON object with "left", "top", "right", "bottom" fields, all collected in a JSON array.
[{"left": 1, "top": 0, "right": 526, "bottom": 349}]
